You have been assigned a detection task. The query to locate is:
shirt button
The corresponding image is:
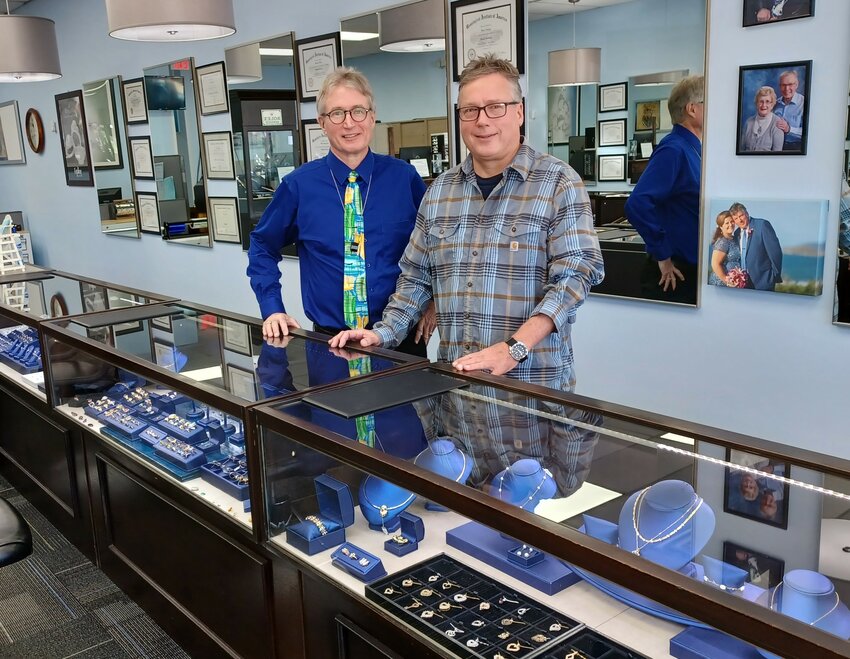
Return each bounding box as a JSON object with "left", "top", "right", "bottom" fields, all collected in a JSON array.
[
  {"left": 465, "top": 344, "right": 470, "bottom": 351},
  {"left": 472, "top": 250, "right": 478, "bottom": 256},
  {"left": 467, "top": 282, "right": 473, "bottom": 287},
  {"left": 511, "top": 226, "right": 517, "bottom": 233},
  {"left": 439, "top": 229, "right": 444, "bottom": 235},
  {"left": 464, "top": 312, "right": 470, "bottom": 319}
]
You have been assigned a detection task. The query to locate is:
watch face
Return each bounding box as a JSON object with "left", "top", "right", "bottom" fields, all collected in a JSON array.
[{"left": 509, "top": 341, "right": 529, "bottom": 361}]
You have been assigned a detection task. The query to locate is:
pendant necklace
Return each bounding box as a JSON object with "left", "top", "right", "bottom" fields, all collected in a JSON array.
[
  {"left": 361, "top": 476, "right": 415, "bottom": 534},
  {"left": 769, "top": 582, "right": 841, "bottom": 626},
  {"left": 630, "top": 486, "right": 704, "bottom": 556}
]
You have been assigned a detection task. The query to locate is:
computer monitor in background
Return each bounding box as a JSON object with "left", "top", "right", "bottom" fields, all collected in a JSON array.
[
  {"left": 97, "top": 187, "right": 123, "bottom": 204},
  {"left": 398, "top": 146, "right": 432, "bottom": 177}
]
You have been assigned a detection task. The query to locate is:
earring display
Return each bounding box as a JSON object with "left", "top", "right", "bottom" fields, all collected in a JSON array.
[
  {"left": 367, "top": 554, "right": 582, "bottom": 658},
  {"left": 286, "top": 474, "right": 355, "bottom": 555}
]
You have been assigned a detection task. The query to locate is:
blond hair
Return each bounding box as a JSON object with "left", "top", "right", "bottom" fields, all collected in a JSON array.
[
  {"left": 316, "top": 67, "right": 376, "bottom": 116},
  {"left": 458, "top": 55, "right": 522, "bottom": 102},
  {"left": 668, "top": 75, "right": 704, "bottom": 125}
]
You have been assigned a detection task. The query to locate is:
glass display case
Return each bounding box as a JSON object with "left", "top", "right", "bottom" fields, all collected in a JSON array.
[
  {"left": 253, "top": 363, "right": 850, "bottom": 659},
  {"left": 0, "top": 266, "right": 169, "bottom": 400},
  {"left": 40, "top": 306, "right": 423, "bottom": 533}
]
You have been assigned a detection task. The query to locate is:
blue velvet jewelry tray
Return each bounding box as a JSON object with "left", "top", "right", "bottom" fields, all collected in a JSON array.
[
  {"left": 200, "top": 458, "right": 250, "bottom": 501},
  {"left": 154, "top": 438, "right": 207, "bottom": 470},
  {"left": 147, "top": 389, "right": 189, "bottom": 413},
  {"left": 99, "top": 413, "right": 148, "bottom": 440},
  {"left": 100, "top": 427, "right": 223, "bottom": 481},
  {"left": 287, "top": 474, "right": 355, "bottom": 555},
  {"left": 670, "top": 627, "right": 764, "bottom": 659},
  {"left": 331, "top": 543, "right": 386, "bottom": 583},
  {"left": 156, "top": 415, "right": 207, "bottom": 444}
]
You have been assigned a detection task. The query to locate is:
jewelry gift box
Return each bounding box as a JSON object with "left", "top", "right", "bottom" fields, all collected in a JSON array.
[
  {"left": 331, "top": 543, "right": 386, "bottom": 583},
  {"left": 383, "top": 511, "right": 425, "bottom": 557},
  {"left": 286, "top": 474, "right": 355, "bottom": 555}
]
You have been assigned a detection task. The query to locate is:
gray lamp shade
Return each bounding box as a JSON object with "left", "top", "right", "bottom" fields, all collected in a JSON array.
[
  {"left": 379, "top": 0, "right": 445, "bottom": 53},
  {"left": 106, "top": 0, "right": 236, "bottom": 41},
  {"left": 548, "top": 48, "right": 601, "bottom": 87},
  {"left": 0, "top": 16, "right": 61, "bottom": 82},
  {"left": 632, "top": 69, "right": 689, "bottom": 87},
  {"left": 225, "top": 43, "right": 262, "bottom": 84}
]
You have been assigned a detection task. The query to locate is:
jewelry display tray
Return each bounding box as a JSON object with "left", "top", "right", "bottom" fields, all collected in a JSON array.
[{"left": 366, "top": 553, "right": 591, "bottom": 659}]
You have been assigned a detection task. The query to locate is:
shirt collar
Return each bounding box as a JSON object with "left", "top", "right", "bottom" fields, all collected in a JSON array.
[
  {"left": 459, "top": 141, "right": 533, "bottom": 182},
  {"left": 778, "top": 92, "right": 803, "bottom": 107},
  {"left": 326, "top": 149, "right": 374, "bottom": 185},
  {"left": 672, "top": 123, "right": 702, "bottom": 148}
]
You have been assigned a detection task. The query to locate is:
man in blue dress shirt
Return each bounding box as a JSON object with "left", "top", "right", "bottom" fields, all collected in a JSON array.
[
  {"left": 247, "top": 67, "right": 434, "bottom": 356},
  {"left": 773, "top": 70, "right": 805, "bottom": 152},
  {"left": 624, "top": 76, "right": 704, "bottom": 304}
]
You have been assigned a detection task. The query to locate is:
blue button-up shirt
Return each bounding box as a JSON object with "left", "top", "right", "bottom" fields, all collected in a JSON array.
[
  {"left": 773, "top": 91, "right": 804, "bottom": 146},
  {"left": 624, "top": 124, "right": 701, "bottom": 264},
  {"left": 247, "top": 150, "right": 426, "bottom": 328}
]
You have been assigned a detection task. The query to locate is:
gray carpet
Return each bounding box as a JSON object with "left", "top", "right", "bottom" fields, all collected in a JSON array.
[{"left": 0, "top": 473, "right": 189, "bottom": 659}]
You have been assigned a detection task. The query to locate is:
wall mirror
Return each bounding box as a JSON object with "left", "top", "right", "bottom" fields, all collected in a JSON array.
[
  {"left": 225, "top": 32, "right": 300, "bottom": 250},
  {"left": 340, "top": 0, "right": 451, "bottom": 176},
  {"left": 531, "top": 0, "right": 707, "bottom": 306},
  {"left": 82, "top": 76, "right": 139, "bottom": 239},
  {"left": 143, "top": 58, "right": 210, "bottom": 246},
  {"left": 834, "top": 68, "right": 850, "bottom": 326}
]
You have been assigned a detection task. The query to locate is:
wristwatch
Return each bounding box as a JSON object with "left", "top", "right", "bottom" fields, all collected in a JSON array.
[{"left": 505, "top": 337, "right": 529, "bottom": 362}]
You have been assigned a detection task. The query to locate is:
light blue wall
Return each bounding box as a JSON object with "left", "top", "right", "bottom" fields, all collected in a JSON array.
[
  {"left": 1, "top": 0, "right": 848, "bottom": 459},
  {"left": 235, "top": 62, "right": 296, "bottom": 91}
]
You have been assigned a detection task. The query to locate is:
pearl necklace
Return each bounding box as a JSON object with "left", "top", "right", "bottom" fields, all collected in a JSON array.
[
  {"left": 496, "top": 467, "right": 549, "bottom": 511},
  {"left": 769, "top": 582, "right": 841, "bottom": 626},
  {"left": 413, "top": 446, "right": 467, "bottom": 483},
  {"left": 630, "top": 487, "right": 704, "bottom": 556}
]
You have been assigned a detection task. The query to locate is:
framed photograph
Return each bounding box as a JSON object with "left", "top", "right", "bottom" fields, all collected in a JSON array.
[
  {"left": 722, "top": 541, "right": 785, "bottom": 590},
  {"left": 221, "top": 318, "right": 251, "bottom": 355},
  {"left": 598, "top": 82, "right": 627, "bottom": 113},
  {"left": 597, "top": 154, "right": 626, "bottom": 182},
  {"left": 106, "top": 288, "right": 142, "bottom": 336},
  {"left": 129, "top": 136, "right": 154, "bottom": 179},
  {"left": 597, "top": 118, "right": 627, "bottom": 147},
  {"left": 736, "top": 60, "right": 811, "bottom": 155},
  {"left": 196, "top": 61, "right": 230, "bottom": 116},
  {"left": 79, "top": 282, "right": 108, "bottom": 313},
  {"left": 723, "top": 448, "right": 790, "bottom": 529},
  {"left": 209, "top": 196, "right": 241, "bottom": 244},
  {"left": 153, "top": 339, "right": 181, "bottom": 372},
  {"left": 451, "top": 0, "right": 524, "bottom": 81},
  {"left": 82, "top": 78, "right": 123, "bottom": 169},
  {"left": 0, "top": 100, "right": 26, "bottom": 165},
  {"left": 55, "top": 90, "right": 93, "bottom": 186},
  {"left": 302, "top": 120, "right": 330, "bottom": 162},
  {"left": 635, "top": 100, "right": 662, "bottom": 131},
  {"left": 743, "top": 0, "right": 814, "bottom": 27},
  {"left": 121, "top": 78, "right": 148, "bottom": 124},
  {"left": 202, "top": 131, "right": 236, "bottom": 180},
  {"left": 135, "top": 191, "right": 161, "bottom": 235},
  {"left": 548, "top": 86, "right": 578, "bottom": 145},
  {"left": 295, "top": 33, "right": 342, "bottom": 102},
  {"left": 151, "top": 312, "right": 173, "bottom": 332},
  {"left": 226, "top": 363, "right": 258, "bottom": 402}
]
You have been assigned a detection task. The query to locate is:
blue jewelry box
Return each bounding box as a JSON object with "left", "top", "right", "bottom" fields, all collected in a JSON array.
[
  {"left": 331, "top": 543, "right": 386, "bottom": 583},
  {"left": 200, "top": 458, "right": 249, "bottom": 501},
  {"left": 383, "top": 512, "right": 425, "bottom": 557},
  {"left": 507, "top": 543, "right": 545, "bottom": 568},
  {"left": 286, "top": 475, "right": 355, "bottom": 555}
]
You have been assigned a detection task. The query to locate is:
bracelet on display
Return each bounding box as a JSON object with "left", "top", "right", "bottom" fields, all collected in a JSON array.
[{"left": 305, "top": 515, "right": 328, "bottom": 536}]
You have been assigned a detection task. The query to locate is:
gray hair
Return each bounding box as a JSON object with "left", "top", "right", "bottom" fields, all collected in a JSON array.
[
  {"left": 458, "top": 55, "right": 522, "bottom": 102},
  {"left": 316, "top": 66, "right": 376, "bottom": 116},
  {"left": 667, "top": 75, "right": 704, "bottom": 125},
  {"left": 754, "top": 85, "right": 776, "bottom": 107}
]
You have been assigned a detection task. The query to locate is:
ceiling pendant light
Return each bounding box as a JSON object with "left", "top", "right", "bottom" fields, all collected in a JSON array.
[
  {"left": 632, "top": 69, "right": 690, "bottom": 87},
  {"left": 379, "top": 0, "right": 445, "bottom": 53},
  {"left": 0, "top": 1, "right": 61, "bottom": 82},
  {"left": 548, "top": 0, "right": 600, "bottom": 87},
  {"left": 225, "top": 43, "right": 263, "bottom": 85},
  {"left": 105, "top": 0, "right": 236, "bottom": 42}
]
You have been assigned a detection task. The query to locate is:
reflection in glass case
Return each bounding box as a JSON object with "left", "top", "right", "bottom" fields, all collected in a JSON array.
[{"left": 254, "top": 365, "right": 850, "bottom": 659}]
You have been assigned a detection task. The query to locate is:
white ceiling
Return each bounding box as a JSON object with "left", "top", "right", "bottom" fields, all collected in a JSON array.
[{"left": 528, "top": 0, "right": 635, "bottom": 21}]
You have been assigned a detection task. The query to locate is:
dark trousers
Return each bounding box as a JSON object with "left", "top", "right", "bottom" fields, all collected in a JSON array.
[
  {"left": 639, "top": 256, "right": 698, "bottom": 304},
  {"left": 313, "top": 324, "right": 428, "bottom": 358}
]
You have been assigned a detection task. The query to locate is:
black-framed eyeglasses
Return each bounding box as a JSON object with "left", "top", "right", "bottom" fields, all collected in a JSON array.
[
  {"left": 457, "top": 101, "right": 520, "bottom": 122},
  {"left": 321, "top": 106, "right": 372, "bottom": 124}
]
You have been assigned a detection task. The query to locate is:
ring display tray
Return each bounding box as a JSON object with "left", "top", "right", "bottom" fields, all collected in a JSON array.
[{"left": 366, "top": 554, "right": 582, "bottom": 659}]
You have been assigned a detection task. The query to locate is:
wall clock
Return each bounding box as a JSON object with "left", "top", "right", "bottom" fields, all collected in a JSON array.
[{"left": 25, "top": 108, "right": 44, "bottom": 154}]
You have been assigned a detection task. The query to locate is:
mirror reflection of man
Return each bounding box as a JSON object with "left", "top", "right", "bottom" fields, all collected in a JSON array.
[
  {"left": 624, "top": 76, "right": 704, "bottom": 303},
  {"left": 773, "top": 70, "right": 805, "bottom": 151}
]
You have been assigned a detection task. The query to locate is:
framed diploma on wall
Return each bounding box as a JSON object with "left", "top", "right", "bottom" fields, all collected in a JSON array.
[
  {"left": 128, "top": 136, "right": 154, "bottom": 180},
  {"left": 451, "top": 0, "right": 524, "bottom": 81},
  {"left": 202, "top": 131, "right": 236, "bottom": 180},
  {"left": 302, "top": 120, "right": 330, "bottom": 162},
  {"left": 597, "top": 154, "right": 626, "bottom": 182},
  {"left": 121, "top": 78, "right": 148, "bottom": 124},
  {"left": 209, "top": 196, "right": 241, "bottom": 244},
  {"left": 295, "top": 33, "right": 342, "bottom": 102},
  {"left": 196, "top": 61, "right": 230, "bottom": 116},
  {"left": 136, "top": 191, "right": 161, "bottom": 235}
]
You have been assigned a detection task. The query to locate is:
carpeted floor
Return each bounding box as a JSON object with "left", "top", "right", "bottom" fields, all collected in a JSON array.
[{"left": 0, "top": 473, "right": 189, "bottom": 659}]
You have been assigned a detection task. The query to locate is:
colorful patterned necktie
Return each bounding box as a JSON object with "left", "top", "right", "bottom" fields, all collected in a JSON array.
[
  {"left": 341, "top": 170, "right": 375, "bottom": 446},
  {"left": 343, "top": 170, "right": 368, "bottom": 329}
]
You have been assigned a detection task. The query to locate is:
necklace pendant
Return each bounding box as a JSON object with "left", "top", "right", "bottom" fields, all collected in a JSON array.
[
  {"left": 379, "top": 504, "right": 388, "bottom": 517},
  {"left": 632, "top": 548, "right": 641, "bottom": 556}
]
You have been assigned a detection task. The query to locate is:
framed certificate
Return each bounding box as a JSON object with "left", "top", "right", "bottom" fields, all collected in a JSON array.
[
  {"left": 451, "top": 0, "right": 524, "bottom": 81},
  {"left": 209, "top": 196, "right": 241, "bottom": 244},
  {"left": 597, "top": 154, "right": 626, "bottom": 182},
  {"left": 128, "top": 136, "right": 154, "bottom": 180},
  {"left": 598, "top": 82, "right": 627, "bottom": 113},
  {"left": 202, "top": 131, "right": 236, "bottom": 180},
  {"left": 226, "top": 364, "right": 258, "bottom": 402},
  {"left": 121, "top": 77, "right": 148, "bottom": 124},
  {"left": 302, "top": 120, "right": 330, "bottom": 162},
  {"left": 295, "top": 33, "right": 342, "bottom": 102},
  {"left": 196, "top": 61, "right": 230, "bottom": 116},
  {"left": 0, "top": 100, "right": 26, "bottom": 166},
  {"left": 135, "top": 191, "right": 161, "bottom": 235},
  {"left": 597, "top": 118, "right": 627, "bottom": 147},
  {"left": 221, "top": 318, "right": 251, "bottom": 355}
]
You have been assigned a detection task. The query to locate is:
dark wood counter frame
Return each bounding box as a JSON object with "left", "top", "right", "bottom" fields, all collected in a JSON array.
[{"left": 251, "top": 363, "right": 850, "bottom": 659}]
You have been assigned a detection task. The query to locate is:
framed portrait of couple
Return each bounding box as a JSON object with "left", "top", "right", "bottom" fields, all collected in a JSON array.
[
  {"left": 742, "top": 0, "right": 814, "bottom": 28},
  {"left": 723, "top": 449, "right": 790, "bottom": 529}
]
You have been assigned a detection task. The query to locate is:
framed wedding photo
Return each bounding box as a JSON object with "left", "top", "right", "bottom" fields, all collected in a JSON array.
[
  {"left": 597, "top": 154, "right": 626, "bottom": 181},
  {"left": 598, "top": 118, "right": 627, "bottom": 147},
  {"left": 598, "top": 82, "right": 627, "bottom": 113},
  {"left": 209, "top": 196, "right": 241, "bottom": 244},
  {"left": 295, "top": 33, "right": 342, "bottom": 102},
  {"left": 742, "top": 0, "right": 814, "bottom": 28},
  {"left": 135, "top": 191, "right": 161, "bottom": 235},
  {"left": 723, "top": 449, "right": 790, "bottom": 529},
  {"left": 202, "top": 131, "right": 236, "bottom": 180},
  {"left": 451, "top": 0, "right": 524, "bottom": 81},
  {"left": 736, "top": 60, "right": 811, "bottom": 156},
  {"left": 55, "top": 90, "right": 94, "bottom": 186},
  {"left": 196, "top": 61, "right": 230, "bottom": 116},
  {"left": 722, "top": 541, "right": 785, "bottom": 590},
  {"left": 0, "top": 100, "right": 26, "bottom": 166},
  {"left": 302, "top": 120, "right": 330, "bottom": 162},
  {"left": 121, "top": 77, "right": 148, "bottom": 124},
  {"left": 128, "top": 136, "right": 154, "bottom": 179}
]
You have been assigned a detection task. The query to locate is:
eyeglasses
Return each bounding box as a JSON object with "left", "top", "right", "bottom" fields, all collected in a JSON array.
[
  {"left": 457, "top": 101, "right": 520, "bottom": 122},
  {"left": 321, "top": 106, "right": 372, "bottom": 124}
]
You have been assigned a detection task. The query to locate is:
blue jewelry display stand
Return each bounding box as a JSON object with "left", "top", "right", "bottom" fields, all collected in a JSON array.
[
  {"left": 670, "top": 628, "right": 764, "bottom": 659},
  {"left": 445, "top": 521, "right": 579, "bottom": 595}
]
